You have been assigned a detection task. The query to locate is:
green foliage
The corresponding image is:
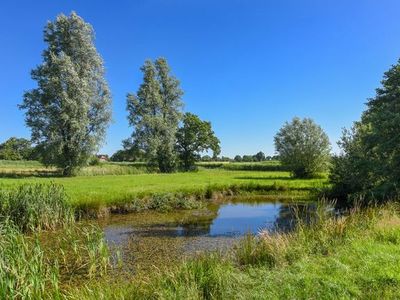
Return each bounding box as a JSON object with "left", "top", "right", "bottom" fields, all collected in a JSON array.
[
  {"left": 154, "top": 254, "right": 234, "bottom": 300},
  {"left": 275, "top": 117, "right": 331, "bottom": 178},
  {"left": 0, "top": 183, "right": 74, "bottom": 232},
  {"left": 254, "top": 151, "right": 266, "bottom": 162},
  {"left": 0, "top": 221, "right": 61, "bottom": 299},
  {"left": 44, "top": 225, "right": 110, "bottom": 281},
  {"left": 20, "top": 12, "right": 112, "bottom": 176},
  {"left": 110, "top": 148, "right": 143, "bottom": 162},
  {"left": 331, "top": 58, "right": 400, "bottom": 202},
  {"left": 0, "top": 220, "right": 110, "bottom": 299},
  {"left": 126, "top": 58, "right": 183, "bottom": 173},
  {"left": 0, "top": 137, "right": 33, "bottom": 160},
  {"left": 234, "top": 155, "right": 242, "bottom": 162},
  {"left": 176, "top": 112, "right": 221, "bottom": 171},
  {"left": 88, "top": 156, "right": 100, "bottom": 166}
]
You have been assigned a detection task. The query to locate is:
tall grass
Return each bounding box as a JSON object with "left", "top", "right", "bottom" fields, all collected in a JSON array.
[
  {"left": 0, "top": 183, "right": 74, "bottom": 232},
  {"left": 0, "top": 221, "right": 61, "bottom": 299},
  {"left": 67, "top": 202, "right": 400, "bottom": 299},
  {"left": 76, "top": 163, "right": 147, "bottom": 176},
  {"left": 0, "top": 181, "right": 111, "bottom": 299}
]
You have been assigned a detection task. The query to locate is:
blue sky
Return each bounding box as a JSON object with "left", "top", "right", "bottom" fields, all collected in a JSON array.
[{"left": 1, "top": 0, "right": 400, "bottom": 157}]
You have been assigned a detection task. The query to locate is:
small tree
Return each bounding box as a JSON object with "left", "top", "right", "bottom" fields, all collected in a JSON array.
[
  {"left": 254, "top": 151, "right": 266, "bottom": 162},
  {"left": 274, "top": 117, "right": 331, "bottom": 178},
  {"left": 20, "top": 12, "right": 111, "bottom": 176},
  {"left": 176, "top": 113, "right": 220, "bottom": 171},
  {"left": 234, "top": 155, "right": 242, "bottom": 162}
]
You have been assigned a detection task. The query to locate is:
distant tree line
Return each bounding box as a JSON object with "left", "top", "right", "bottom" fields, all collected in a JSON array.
[
  {"left": 231, "top": 152, "right": 279, "bottom": 162},
  {"left": 0, "top": 137, "right": 38, "bottom": 160}
]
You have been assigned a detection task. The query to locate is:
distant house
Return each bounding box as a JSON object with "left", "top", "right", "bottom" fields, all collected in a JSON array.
[{"left": 96, "top": 154, "right": 109, "bottom": 162}]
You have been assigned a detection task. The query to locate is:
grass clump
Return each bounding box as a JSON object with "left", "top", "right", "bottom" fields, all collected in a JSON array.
[
  {"left": 153, "top": 254, "right": 235, "bottom": 300},
  {"left": 41, "top": 225, "right": 110, "bottom": 282},
  {"left": 0, "top": 221, "right": 61, "bottom": 299},
  {"left": 0, "top": 183, "right": 74, "bottom": 232}
]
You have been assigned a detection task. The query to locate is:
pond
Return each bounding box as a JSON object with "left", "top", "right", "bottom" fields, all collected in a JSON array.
[{"left": 98, "top": 196, "right": 315, "bottom": 273}]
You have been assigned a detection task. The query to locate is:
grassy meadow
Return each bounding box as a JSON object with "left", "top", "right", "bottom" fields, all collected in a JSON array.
[
  {"left": 1, "top": 160, "right": 400, "bottom": 299},
  {"left": 0, "top": 160, "right": 327, "bottom": 213}
]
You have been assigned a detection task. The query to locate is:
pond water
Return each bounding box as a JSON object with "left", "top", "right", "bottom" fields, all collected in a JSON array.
[{"left": 98, "top": 196, "right": 315, "bottom": 273}]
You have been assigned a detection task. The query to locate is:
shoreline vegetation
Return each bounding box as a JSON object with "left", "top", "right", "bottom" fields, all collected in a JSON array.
[
  {"left": 0, "top": 160, "right": 327, "bottom": 218},
  {"left": 1, "top": 175, "right": 399, "bottom": 298}
]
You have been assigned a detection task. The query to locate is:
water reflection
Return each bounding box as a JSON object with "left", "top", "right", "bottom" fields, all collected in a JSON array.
[{"left": 99, "top": 197, "right": 315, "bottom": 273}]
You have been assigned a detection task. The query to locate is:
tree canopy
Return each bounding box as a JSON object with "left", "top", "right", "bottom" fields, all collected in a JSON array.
[
  {"left": 125, "top": 58, "right": 183, "bottom": 172},
  {"left": 274, "top": 117, "right": 331, "bottom": 178},
  {"left": 331, "top": 58, "right": 400, "bottom": 202},
  {"left": 176, "top": 113, "right": 220, "bottom": 171},
  {"left": 0, "top": 137, "right": 33, "bottom": 160},
  {"left": 19, "top": 12, "right": 111, "bottom": 176}
]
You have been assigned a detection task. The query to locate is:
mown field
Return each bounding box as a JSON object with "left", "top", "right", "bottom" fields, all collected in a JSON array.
[{"left": 0, "top": 160, "right": 327, "bottom": 211}]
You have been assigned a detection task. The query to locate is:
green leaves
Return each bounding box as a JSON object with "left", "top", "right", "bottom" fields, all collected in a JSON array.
[
  {"left": 176, "top": 113, "right": 221, "bottom": 171},
  {"left": 126, "top": 58, "right": 184, "bottom": 173},
  {"left": 20, "top": 12, "right": 111, "bottom": 176},
  {"left": 274, "top": 117, "right": 331, "bottom": 178},
  {"left": 331, "top": 58, "right": 400, "bottom": 202}
]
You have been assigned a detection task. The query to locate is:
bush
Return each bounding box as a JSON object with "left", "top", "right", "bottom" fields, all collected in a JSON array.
[{"left": 88, "top": 156, "right": 101, "bottom": 166}]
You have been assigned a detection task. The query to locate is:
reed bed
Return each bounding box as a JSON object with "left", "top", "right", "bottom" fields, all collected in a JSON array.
[
  {"left": 0, "top": 183, "right": 74, "bottom": 232},
  {"left": 66, "top": 202, "right": 400, "bottom": 299}
]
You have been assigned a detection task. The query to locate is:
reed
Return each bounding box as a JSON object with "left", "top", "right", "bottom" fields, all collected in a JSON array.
[
  {"left": 0, "top": 183, "right": 74, "bottom": 232},
  {"left": 0, "top": 221, "right": 60, "bottom": 299}
]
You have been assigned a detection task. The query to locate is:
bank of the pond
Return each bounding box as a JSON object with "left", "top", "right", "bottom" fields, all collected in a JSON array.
[
  {"left": 67, "top": 203, "right": 400, "bottom": 299},
  {"left": 98, "top": 197, "right": 316, "bottom": 274},
  {"left": 0, "top": 169, "right": 327, "bottom": 217}
]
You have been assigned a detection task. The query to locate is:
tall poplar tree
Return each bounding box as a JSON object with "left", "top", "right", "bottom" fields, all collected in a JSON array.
[
  {"left": 126, "top": 58, "right": 183, "bottom": 172},
  {"left": 20, "top": 12, "right": 111, "bottom": 176}
]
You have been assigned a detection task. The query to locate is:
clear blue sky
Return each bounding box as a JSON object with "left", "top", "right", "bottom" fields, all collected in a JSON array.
[{"left": 1, "top": 0, "right": 400, "bottom": 157}]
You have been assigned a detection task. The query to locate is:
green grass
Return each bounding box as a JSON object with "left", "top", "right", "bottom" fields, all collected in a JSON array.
[
  {"left": 0, "top": 183, "right": 74, "bottom": 232},
  {"left": 0, "top": 168, "right": 327, "bottom": 212},
  {"left": 66, "top": 203, "right": 400, "bottom": 299},
  {"left": 0, "top": 160, "right": 148, "bottom": 177}
]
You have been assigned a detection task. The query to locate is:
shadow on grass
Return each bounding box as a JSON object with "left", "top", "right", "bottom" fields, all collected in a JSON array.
[
  {"left": 234, "top": 176, "right": 292, "bottom": 181},
  {"left": 0, "top": 171, "right": 63, "bottom": 178}
]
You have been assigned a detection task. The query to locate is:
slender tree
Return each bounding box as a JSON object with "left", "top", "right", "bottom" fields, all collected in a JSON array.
[
  {"left": 20, "top": 12, "right": 111, "bottom": 176},
  {"left": 176, "top": 113, "right": 220, "bottom": 171},
  {"left": 126, "top": 58, "right": 183, "bottom": 172}
]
